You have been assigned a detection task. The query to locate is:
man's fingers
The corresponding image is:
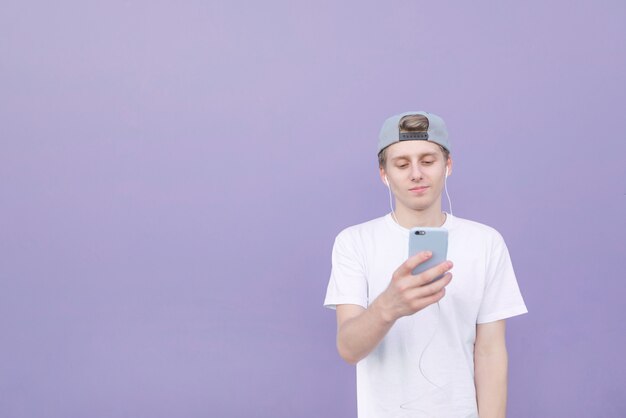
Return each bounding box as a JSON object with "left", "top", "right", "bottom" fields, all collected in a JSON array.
[
  {"left": 417, "top": 261, "right": 454, "bottom": 285},
  {"left": 402, "top": 276, "right": 450, "bottom": 309},
  {"left": 396, "top": 251, "right": 433, "bottom": 277},
  {"left": 421, "top": 272, "right": 452, "bottom": 295},
  {"left": 405, "top": 272, "right": 451, "bottom": 298},
  {"left": 423, "top": 287, "right": 447, "bottom": 306}
]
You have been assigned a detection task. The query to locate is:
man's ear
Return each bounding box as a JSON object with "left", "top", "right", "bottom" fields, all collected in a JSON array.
[
  {"left": 379, "top": 167, "right": 388, "bottom": 186},
  {"left": 446, "top": 157, "right": 453, "bottom": 177}
]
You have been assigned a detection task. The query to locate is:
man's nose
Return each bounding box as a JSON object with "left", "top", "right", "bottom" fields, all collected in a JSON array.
[{"left": 410, "top": 164, "right": 423, "bottom": 181}]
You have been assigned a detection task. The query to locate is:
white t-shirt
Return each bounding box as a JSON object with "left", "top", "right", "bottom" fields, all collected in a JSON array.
[{"left": 324, "top": 213, "right": 528, "bottom": 418}]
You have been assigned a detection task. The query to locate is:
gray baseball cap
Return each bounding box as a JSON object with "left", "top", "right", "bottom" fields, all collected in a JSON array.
[{"left": 377, "top": 111, "right": 450, "bottom": 154}]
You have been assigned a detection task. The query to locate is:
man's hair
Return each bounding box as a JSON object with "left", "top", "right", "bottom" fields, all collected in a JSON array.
[{"left": 378, "top": 114, "right": 450, "bottom": 168}]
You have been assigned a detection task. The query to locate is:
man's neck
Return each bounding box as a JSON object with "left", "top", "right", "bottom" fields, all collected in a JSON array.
[{"left": 393, "top": 203, "right": 446, "bottom": 228}]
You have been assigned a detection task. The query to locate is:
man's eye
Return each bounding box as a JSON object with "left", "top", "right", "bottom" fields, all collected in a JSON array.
[
  {"left": 422, "top": 161, "right": 434, "bottom": 165},
  {"left": 397, "top": 164, "right": 409, "bottom": 168}
]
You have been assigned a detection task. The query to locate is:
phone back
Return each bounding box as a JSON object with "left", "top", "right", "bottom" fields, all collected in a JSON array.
[{"left": 408, "top": 227, "right": 449, "bottom": 278}]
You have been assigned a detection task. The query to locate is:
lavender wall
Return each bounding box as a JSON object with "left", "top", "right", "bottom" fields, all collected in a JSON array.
[{"left": 1, "top": 1, "right": 625, "bottom": 417}]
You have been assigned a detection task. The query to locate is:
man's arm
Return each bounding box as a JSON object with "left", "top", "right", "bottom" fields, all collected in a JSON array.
[
  {"left": 335, "top": 251, "right": 453, "bottom": 364},
  {"left": 335, "top": 303, "right": 391, "bottom": 364},
  {"left": 474, "top": 320, "right": 508, "bottom": 418}
]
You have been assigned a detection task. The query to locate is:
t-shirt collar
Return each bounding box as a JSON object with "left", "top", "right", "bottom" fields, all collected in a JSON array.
[{"left": 384, "top": 212, "right": 454, "bottom": 236}]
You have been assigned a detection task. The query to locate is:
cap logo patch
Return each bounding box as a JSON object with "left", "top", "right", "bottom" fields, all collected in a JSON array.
[{"left": 399, "top": 132, "right": 429, "bottom": 141}]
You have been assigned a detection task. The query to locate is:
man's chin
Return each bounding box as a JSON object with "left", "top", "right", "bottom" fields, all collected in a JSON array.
[{"left": 400, "top": 203, "right": 436, "bottom": 212}]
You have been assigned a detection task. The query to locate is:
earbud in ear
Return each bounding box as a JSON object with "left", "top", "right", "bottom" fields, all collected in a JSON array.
[
  {"left": 445, "top": 168, "right": 449, "bottom": 178},
  {"left": 384, "top": 175, "right": 389, "bottom": 187}
]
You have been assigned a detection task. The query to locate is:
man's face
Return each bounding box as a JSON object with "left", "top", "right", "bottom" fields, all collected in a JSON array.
[{"left": 380, "top": 140, "right": 452, "bottom": 213}]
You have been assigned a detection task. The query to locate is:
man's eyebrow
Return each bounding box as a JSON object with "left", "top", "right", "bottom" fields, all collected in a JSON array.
[{"left": 390, "top": 152, "right": 438, "bottom": 161}]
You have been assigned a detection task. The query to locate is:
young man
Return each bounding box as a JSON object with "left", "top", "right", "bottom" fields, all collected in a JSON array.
[{"left": 324, "top": 111, "right": 528, "bottom": 418}]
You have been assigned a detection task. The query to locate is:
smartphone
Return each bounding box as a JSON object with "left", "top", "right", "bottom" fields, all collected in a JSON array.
[{"left": 408, "top": 227, "right": 449, "bottom": 280}]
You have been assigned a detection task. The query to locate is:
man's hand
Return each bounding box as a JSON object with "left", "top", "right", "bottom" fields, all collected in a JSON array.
[
  {"left": 336, "top": 251, "right": 453, "bottom": 364},
  {"left": 374, "top": 251, "right": 453, "bottom": 323}
]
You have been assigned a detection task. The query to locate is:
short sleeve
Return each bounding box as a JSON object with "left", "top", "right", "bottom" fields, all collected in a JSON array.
[
  {"left": 476, "top": 232, "right": 528, "bottom": 324},
  {"left": 323, "top": 230, "right": 368, "bottom": 310}
]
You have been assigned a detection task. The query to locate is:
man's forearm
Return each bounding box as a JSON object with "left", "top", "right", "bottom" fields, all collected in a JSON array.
[
  {"left": 337, "top": 299, "right": 395, "bottom": 364},
  {"left": 474, "top": 346, "right": 508, "bottom": 418}
]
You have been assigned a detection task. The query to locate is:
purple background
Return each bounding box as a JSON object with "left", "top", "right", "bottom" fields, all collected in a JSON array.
[{"left": 1, "top": 1, "right": 625, "bottom": 417}]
